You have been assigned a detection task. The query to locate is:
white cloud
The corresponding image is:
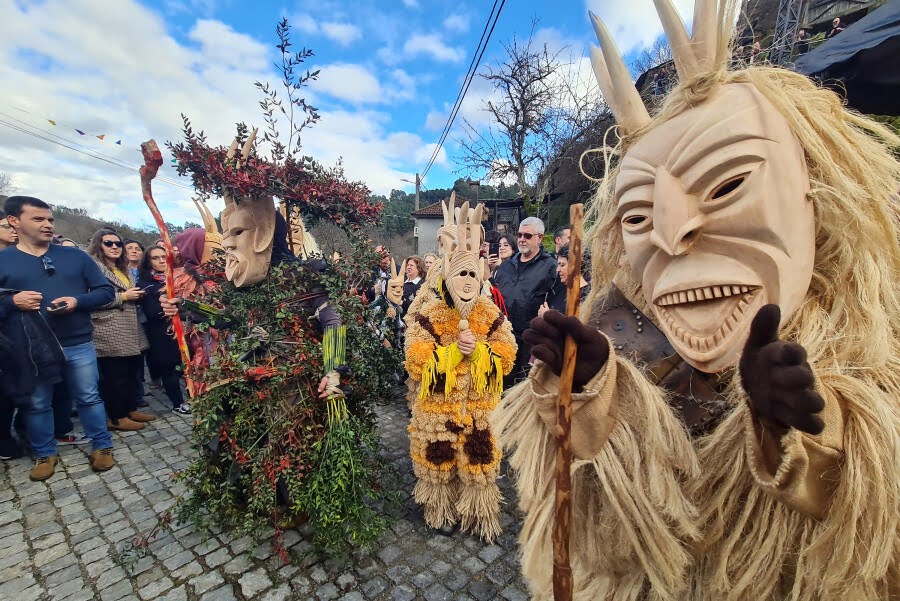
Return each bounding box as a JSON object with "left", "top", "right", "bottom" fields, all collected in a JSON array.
[
  {"left": 443, "top": 13, "right": 470, "bottom": 33},
  {"left": 403, "top": 33, "right": 463, "bottom": 62},
  {"left": 390, "top": 69, "right": 416, "bottom": 101},
  {"left": 0, "top": 0, "right": 440, "bottom": 226},
  {"left": 315, "top": 63, "right": 382, "bottom": 103},
  {"left": 584, "top": 0, "right": 694, "bottom": 54},
  {"left": 312, "top": 64, "right": 416, "bottom": 105},
  {"left": 294, "top": 13, "right": 318, "bottom": 35},
  {"left": 320, "top": 21, "right": 361, "bottom": 46},
  {"left": 402, "top": 0, "right": 419, "bottom": 7},
  {"left": 424, "top": 109, "right": 446, "bottom": 131}
]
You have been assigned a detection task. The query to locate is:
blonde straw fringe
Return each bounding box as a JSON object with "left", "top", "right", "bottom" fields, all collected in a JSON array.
[{"left": 457, "top": 481, "right": 502, "bottom": 543}]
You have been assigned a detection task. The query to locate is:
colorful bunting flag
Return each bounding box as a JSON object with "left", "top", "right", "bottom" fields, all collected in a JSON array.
[{"left": 13, "top": 106, "right": 124, "bottom": 144}]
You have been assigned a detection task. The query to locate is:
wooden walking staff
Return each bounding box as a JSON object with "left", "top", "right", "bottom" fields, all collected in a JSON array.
[
  {"left": 552, "top": 203, "right": 584, "bottom": 601},
  {"left": 139, "top": 139, "right": 196, "bottom": 398}
]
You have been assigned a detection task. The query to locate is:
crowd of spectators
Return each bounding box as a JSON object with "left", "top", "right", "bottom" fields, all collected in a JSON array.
[
  {"left": 0, "top": 196, "right": 189, "bottom": 482},
  {"left": 1, "top": 193, "right": 589, "bottom": 485}
]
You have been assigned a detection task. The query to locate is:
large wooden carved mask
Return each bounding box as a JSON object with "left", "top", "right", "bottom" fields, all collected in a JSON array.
[
  {"left": 221, "top": 193, "right": 276, "bottom": 287},
  {"left": 615, "top": 84, "right": 814, "bottom": 372},
  {"left": 217, "top": 130, "right": 277, "bottom": 288},
  {"left": 589, "top": 1, "right": 815, "bottom": 372}
]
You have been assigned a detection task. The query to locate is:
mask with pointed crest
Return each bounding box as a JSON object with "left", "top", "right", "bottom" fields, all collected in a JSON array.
[
  {"left": 218, "top": 129, "right": 277, "bottom": 287},
  {"left": 589, "top": 0, "right": 815, "bottom": 372},
  {"left": 442, "top": 201, "right": 485, "bottom": 318},
  {"left": 437, "top": 192, "right": 463, "bottom": 257},
  {"left": 386, "top": 257, "right": 404, "bottom": 306}
]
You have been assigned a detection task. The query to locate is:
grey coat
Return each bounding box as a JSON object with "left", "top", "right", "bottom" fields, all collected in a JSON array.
[{"left": 90, "top": 260, "right": 149, "bottom": 358}]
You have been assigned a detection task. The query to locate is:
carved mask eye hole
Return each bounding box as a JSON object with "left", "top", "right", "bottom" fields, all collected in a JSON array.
[
  {"left": 708, "top": 174, "right": 748, "bottom": 201},
  {"left": 620, "top": 207, "right": 652, "bottom": 234}
]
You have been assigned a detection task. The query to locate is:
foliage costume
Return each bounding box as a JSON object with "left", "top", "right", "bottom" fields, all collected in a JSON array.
[
  {"left": 167, "top": 113, "right": 392, "bottom": 557},
  {"left": 493, "top": 1, "right": 900, "bottom": 599},
  {"left": 405, "top": 201, "right": 516, "bottom": 542}
]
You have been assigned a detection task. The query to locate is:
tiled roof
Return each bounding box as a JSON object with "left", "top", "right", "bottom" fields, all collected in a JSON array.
[
  {"left": 411, "top": 195, "right": 523, "bottom": 218},
  {"left": 410, "top": 195, "right": 472, "bottom": 217}
]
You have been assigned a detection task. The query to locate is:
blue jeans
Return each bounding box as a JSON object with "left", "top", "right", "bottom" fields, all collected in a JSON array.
[
  {"left": 25, "top": 341, "right": 113, "bottom": 457},
  {"left": 53, "top": 381, "right": 73, "bottom": 438}
]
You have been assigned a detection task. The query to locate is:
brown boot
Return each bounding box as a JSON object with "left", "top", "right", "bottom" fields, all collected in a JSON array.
[
  {"left": 128, "top": 411, "right": 156, "bottom": 423},
  {"left": 107, "top": 417, "right": 145, "bottom": 431},
  {"left": 29, "top": 455, "right": 58, "bottom": 481},
  {"left": 89, "top": 448, "right": 115, "bottom": 472}
]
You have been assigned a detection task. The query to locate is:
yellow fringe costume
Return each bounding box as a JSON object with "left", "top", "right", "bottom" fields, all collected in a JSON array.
[{"left": 405, "top": 286, "right": 516, "bottom": 542}]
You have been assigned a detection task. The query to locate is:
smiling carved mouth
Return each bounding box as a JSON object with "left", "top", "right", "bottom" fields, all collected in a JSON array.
[
  {"left": 656, "top": 285, "right": 755, "bottom": 306},
  {"left": 653, "top": 285, "right": 762, "bottom": 353}
]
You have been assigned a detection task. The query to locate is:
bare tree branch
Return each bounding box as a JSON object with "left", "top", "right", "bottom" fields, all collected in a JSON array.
[
  {"left": 454, "top": 20, "right": 608, "bottom": 216},
  {"left": 0, "top": 172, "right": 15, "bottom": 198}
]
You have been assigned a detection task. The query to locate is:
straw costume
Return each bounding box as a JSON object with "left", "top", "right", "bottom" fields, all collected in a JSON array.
[
  {"left": 405, "top": 201, "right": 516, "bottom": 541},
  {"left": 493, "top": 1, "right": 900, "bottom": 599}
]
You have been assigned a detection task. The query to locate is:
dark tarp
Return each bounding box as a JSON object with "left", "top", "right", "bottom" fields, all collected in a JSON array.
[{"left": 795, "top": 1, "right": 900, "bottom": 115}]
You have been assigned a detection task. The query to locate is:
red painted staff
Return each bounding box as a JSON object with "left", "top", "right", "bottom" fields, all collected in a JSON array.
[
  {"left": 140, "top": 140, "right": 196, "bottom": 398},
  {"left": 553, "top": 203, "right": 584, "bottom": 601}
]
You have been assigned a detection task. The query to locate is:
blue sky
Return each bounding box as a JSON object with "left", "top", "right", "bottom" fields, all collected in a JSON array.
[{"left": 0, "top": 0, "right": 688, "bottom": 227}]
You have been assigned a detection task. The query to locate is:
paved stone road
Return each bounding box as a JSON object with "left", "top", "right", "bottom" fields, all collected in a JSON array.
[{"left": 0, "top": 387, "right": 531, "bottom": 600}]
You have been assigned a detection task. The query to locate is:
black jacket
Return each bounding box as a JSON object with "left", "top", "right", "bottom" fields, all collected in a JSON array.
[
  {"left": 492, "top": 248, "right": 558, "bottom": 336},
  {"left": 137, "top": 275, "right": 182, "bottom": 377},
  {"left": 0, "top": 288, "right": 65, "bottom": 408},
  {"left": 402, "top": 279, "right": 423, "bottom": 315},
  {"left": 547, "top": 281, "right": 592, "bottom": 314}
]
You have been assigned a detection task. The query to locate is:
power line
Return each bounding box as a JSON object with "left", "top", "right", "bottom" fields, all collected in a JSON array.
[
  {"left": 421, "top": 0, "right": 505, "bottom": 179},
  {"left": 0, "top": 113, "right": 196, "bottom": 192}
]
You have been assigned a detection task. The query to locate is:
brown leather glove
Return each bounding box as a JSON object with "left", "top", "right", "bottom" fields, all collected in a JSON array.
[
  {"left": 739, "top": 304, "right": 825, "bottom": 435},
  {"left": 523, "top": 310, "right": 610, "bottom": 390}
]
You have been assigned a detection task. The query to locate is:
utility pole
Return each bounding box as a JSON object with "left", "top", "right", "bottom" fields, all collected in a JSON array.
[
  {"left": 415, "top": 172, "right": 420, "bottom": 212},
  {"left": 414, "top": 173, "right": 420, "bottom": 253},
  {"left": 403, "top": 173, "right": 422, "bottom": 253}
]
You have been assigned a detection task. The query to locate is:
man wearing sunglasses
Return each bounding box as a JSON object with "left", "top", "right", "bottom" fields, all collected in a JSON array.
[
  {"left": 492, "top": 216, "right": 558, "bottom": 387},
  {"left": 0, "top": 196, "right": 116, "bottom": 481}
]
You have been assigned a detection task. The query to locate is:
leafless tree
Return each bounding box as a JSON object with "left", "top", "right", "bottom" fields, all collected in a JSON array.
[
  {"left": 0, "top": 172, "right": 15, "bottom": 198},
  {"left": 630, "top": 37, "right": 672, "bottom": 75},
  {"left": 455, "top": 22, "right": 608, "bottom": 216}
]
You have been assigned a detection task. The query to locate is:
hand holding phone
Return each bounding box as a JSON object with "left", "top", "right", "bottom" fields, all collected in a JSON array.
[
  {"left": 47, "top": 296, "right": 77, "bottom": 315},
  {"left": 123, "top": 287, "right": 146, "bottom": 302},
  {"left": 47, "top": 301, "right": 69, "bottom": 313}
]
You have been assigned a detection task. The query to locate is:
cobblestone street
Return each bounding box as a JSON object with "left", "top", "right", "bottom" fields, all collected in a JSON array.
[{"left": 0, "top": 387, "right": 531, "bottom": 600}]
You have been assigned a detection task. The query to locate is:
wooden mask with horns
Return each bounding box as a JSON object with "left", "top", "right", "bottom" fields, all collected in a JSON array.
[
  {"left": 219, "top": 129, "right": 277, "bottom": 288},
  {"left": 590, "top": 0, "right": 815, "bottom": 372},
  {"left": 442, "top": 200, "right": 485, "bottom": 318}
]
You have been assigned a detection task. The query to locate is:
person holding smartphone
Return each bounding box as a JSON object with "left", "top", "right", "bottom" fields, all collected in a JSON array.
[
  {"left": 86, "top": 229, "right": 153, "bottom": 432},
  {"left": 0, "top": 197, "right": 117, "bottom": 481},
  {"left": 487, "top": 233, "right": 516, "bottom": 278}
]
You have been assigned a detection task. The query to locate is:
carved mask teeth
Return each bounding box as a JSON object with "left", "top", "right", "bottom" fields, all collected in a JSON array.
[
  {"left": 656, "top": 285, "right": 755, "bottom": 307},
  {"left": 657, "top": 289, "right": 759, "bottom": 353}
]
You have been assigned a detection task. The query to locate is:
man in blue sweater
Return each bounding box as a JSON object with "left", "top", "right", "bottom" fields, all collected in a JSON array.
[{"left": 0, "top": 196, "right": 117, "bottom": 481}]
